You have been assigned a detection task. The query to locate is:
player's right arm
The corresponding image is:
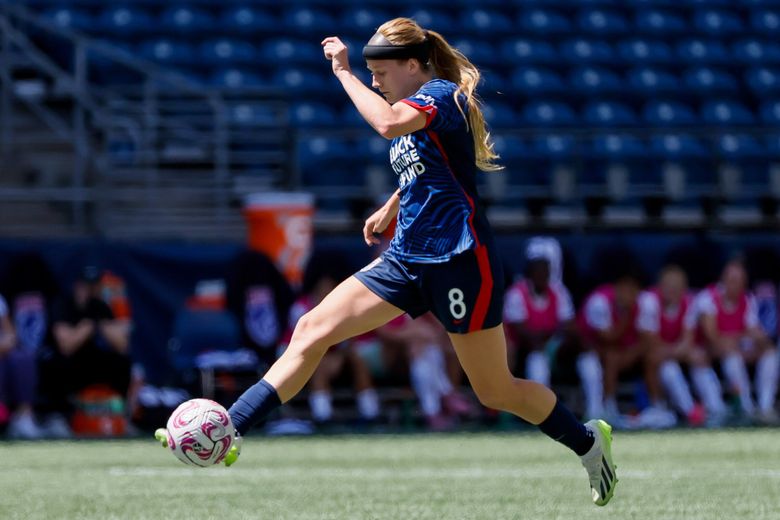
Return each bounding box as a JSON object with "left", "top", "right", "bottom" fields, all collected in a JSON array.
[{"left": 363, "top": 190, "right": 400, "bottom": 246}]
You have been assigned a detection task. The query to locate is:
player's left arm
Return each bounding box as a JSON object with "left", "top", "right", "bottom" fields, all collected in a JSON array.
[{"left": 322, "top": 37, "right": 426, "bottom": 139}]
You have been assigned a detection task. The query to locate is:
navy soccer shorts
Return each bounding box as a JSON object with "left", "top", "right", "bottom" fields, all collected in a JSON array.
[{"left": 354, "top": 245, "right": 504, "bottom": 334}]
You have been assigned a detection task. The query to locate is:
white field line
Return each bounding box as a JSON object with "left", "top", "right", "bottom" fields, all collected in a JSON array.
[{"left": 107, "top": 466, "right": 780, "bottom": 480}]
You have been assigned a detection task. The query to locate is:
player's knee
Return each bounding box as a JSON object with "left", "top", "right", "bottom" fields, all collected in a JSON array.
[{"left": 290, "top": 312, "right": 334, "bottom": 356}]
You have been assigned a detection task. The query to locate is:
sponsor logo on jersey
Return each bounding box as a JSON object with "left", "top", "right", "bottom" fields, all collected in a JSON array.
[{"left": 245, "top": 286, "right": 279, "bottom": 347}]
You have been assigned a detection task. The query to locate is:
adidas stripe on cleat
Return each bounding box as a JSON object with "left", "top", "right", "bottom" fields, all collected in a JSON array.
[{"left": 581, "top": 419, "right": 618, "bottom": 506}]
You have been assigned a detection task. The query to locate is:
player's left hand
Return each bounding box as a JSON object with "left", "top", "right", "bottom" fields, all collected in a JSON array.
[{"left": 322, "top": 36, "right": 351, "bottom": 76}]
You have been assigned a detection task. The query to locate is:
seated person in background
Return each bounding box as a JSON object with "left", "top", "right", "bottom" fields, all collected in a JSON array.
[
  {"left": 0, "top": 292, "right": 44, "bottom": 439},
  {"left": 578, "top": 268, "right": 652, "bottom": 422},
  {"left": 638, "top": 265, "right": 711, "bottom": 426},
  {"left": 286, "top": 254, "right": 379, "bottom": 424},
  {"left": 38, "top": 266, "right": 131, "bottom": 434},
  {"left": 504, "top": 251, "right": 576, "bottom": 388},
  {"left": 696, "top": 260, "right": 778, "bottom": 423}
]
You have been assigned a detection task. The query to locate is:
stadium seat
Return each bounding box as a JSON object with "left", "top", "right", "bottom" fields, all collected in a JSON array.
[
  {"left": 591, "top": 133, "right": 646, "bottom": 159},
  {"left": 746, "top": 67, "right": 780, "bottom": 96},
  {"left": 693, "top": 9, "right": 744, "bottom": 36},
  {"left": 650, "top": 134, "right": 709, "bottom": 159},
  {"left": 761, "top": 100, "right": 780, "bottom": 125},
  {"left": 522, "top": 101, "right": 577, "bottom": 127},
  {"left": 578, "top": 9, "right": 629, "bottom": 35},
  {"left": 767, "top": 135, "right": 780, "bottom": 159},
  {"left": 715, "top": 134, "right": 764, "bottom": 159},
  {"left": 701, "top": 100, "right": 756, "bottom": 126},
  {"left": 677, "top": 39, "right": 730, "bottom": 64},
  {"left": 140, "top": 39, "right": 196, "bottom": 65},
  {"left": 282, "top": 8, "right": 337, "bottom": 36},
  {"left": 481, "top": 101, "right": 519, "bottom": 128},
  {"left": 160, "top": 6, "right": 214, "bottom": 34},
  {"left": 532, "top": 133, "right": 577, "bottom": 159},
  {"left": 340, "top": 8, "right": 390, "bottom": 36},
  {"left": 518, "top": 9, "right": 573, "bottom": 35},
  {"left": 42, "top": 7, "right": 94, "bottom": 31},
  {"left": 617, "top": 39, "right": 674, "bottom": 64},
  {"left": 229, "top": 103, "right": 278, "bottom": 126},
  {"left": 749, "top": 9, "right": 780, "bottom": 35},
  {"left": 290, "top": 102, "right": 339, "bottom": 127},
  {"left": 219, "top": 7, "right": 277, "bottom": 34},
  {"left": 501, "top": 39, "right": 558, "bottom": 65},
  {"left": 635, "top": 9, "right": 687, "bottom": 35},
  {"left": 404, "top": 9, "right": 456, "bottom": 34},
  {"left": 560, "top": 39, "right": 615, "bottom": 63},
  {"left": 626, "top": 67, "right": 681, "bottom": 95},
  {"left": 511, "top": 67, "right": 566, "bottom": 96},
  {"left": 569, "top": 66, "right": 623, "bottom": 95},
  {"left": 451, "top": 39, "right": 500, "bottom": 67},
  {"left": 97, "top": 7, "right": 152, "bottom": 35},
  {"left": 460, "top": 9, "right": 513, "bottom": 35},
  {"left": 200, "top": 39, "right": 257, "bottom": 65},
  {"left": 732, "top": 39, "right": 780, "bottom": 65},
  {"left": 260, "top": 38, "right": 320, "bottom": 65},
  {"left": 209, "top": 68, "right": 266, "bottom": 89},
  {"left": 480, "top": 69, "right": 510, "bottom": 98},
  {"left": 298, "top": 136, "right": 353, "bottom": 188},
  {"left": 643, "top": 100, "right": 698, "bottom": 126},
  {"left": 683, "top": 67, "right": 738, "bottom": 94},
  {"left": 583, "top": 101, "right": 638, "bottom": 127},
  {"left": 271, "top": 68, "right": 327, "bottom": 94}
]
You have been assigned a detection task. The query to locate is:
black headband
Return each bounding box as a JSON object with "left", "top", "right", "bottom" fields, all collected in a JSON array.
[{"left": 362, "top": 32, "right": 430, "bottom": 63}]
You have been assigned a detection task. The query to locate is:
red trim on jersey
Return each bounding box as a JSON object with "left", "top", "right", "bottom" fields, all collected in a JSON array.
[
  {"left": 426, "top": 129, "right": 492, "bottom": 331},
  {"left": 469, "top": 245, "right": 494, "bottom": 332},
  {"left": 400, "top": 99, "right": 437, "bottom": 128}
]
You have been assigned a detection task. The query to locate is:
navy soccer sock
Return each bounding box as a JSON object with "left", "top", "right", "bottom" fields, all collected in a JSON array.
[
  {"left": 228, "top": 379, "right": 282, "bottom": 436},
  {"left": 537, "top": 400, "right": 595, "bottom": 456}
]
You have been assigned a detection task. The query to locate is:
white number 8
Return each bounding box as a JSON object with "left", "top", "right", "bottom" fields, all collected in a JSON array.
[{"left": 448, "top": 288, "right": 466, "bottom": 320}]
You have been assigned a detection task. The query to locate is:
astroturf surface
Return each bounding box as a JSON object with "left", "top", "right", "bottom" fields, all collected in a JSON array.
[{"left": 1, "top": 429, "right": 779, "bottom": 519}]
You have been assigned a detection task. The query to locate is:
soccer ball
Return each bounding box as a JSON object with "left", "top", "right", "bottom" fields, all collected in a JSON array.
[{"left": 165, "top": 398, "right": 235, "bottom": 467}]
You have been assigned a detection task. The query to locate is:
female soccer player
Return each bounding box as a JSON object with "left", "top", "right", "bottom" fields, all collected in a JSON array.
[{"left": 158, "top": 18, "right": 618, "bottom": 506}]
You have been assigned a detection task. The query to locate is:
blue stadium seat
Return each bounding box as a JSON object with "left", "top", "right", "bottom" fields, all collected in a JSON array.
[
  {"left": 260, "top": 38, "right": 320, "bottom": 65},
  {"left": 591, "top": 134, "right": 646, "bottom": 159},
  {"left": 229, "top": 103, "right": 278, "bottom": 127},
  {"left": 626, "top": 67, "right": 680, "bottom": 95},
  {"left": 209, "top": 68, "right": 266, "bottom": 89},
  {"left": 732, "top": 39, "right": 780, "bottom": 65},
  {"left": 583, "top": 101, "right": 638, "bottom": 126},
  {"left": 271, "top": 68, "right": 326, "bottom": 94},
  {"left": 617, "top": 39, "right": 674, "bottom": 64},
  {"left": 650, "top": 134, "right": 708, "bottom": 159},
  {"left": 761, "top": 101, "right": 780, "bottom": 125},
  {"left": 750, "top": 9, "right": 780, "bottom": 35},
  {"left": 404, "top": 9, "right": 456, "bottom": 34},
  {"left": 451, "top": 39, "right": 500, "bottom": 67},
  {"left": 578, "top": 9, "right": 629, "bottom": 35},
  {"left": 140, "top": 39, "right": 196, "bottom": 65},
  {"left": 643, "top": 100, "right": 697, "bottom": 126},
  {"left": 43, "top": 7, "right": 94, "bottom": 31},
  {"left": 480, "top": 69, "right": 509, "bottom": 98},
  {"left": 290, "top": 102, "right": 339, "bottom": 127},
  {"left": 491, "top": 134, "right": 527, "bottom": 163},
  {"left": 635, "top": 9, "right": 687, "bottom": 35},
  {"left": 569, "top": 66, "right": 623, "bottom": 95},
  {"left": 693, "top": 9, "right": 744, "bottom": 36},
  {"left": 482, "top": 101, "right": 519, "bottom": 128},
  {"left": 340, "top": 8, "right": 390, "bottom": 36},
  {"left": 340, "top": 104, "right": 369, "bottom": 127},
  {"left": 200, "top": 39, "right": 257, "bottom": 65},
  {"left": 97, "top": 7, "right": 152, "bottom": 35},
  {"left": 746, "top": 67, "right": 780, "bottom": 96},
  {"left": 560, "top": 39, "right": 615, "bottom": 63},
  {"left": 298, "top": 136, "right": 352, "bottom": 187},
  {"left": 767, "top": 135, "right": 780, "bottom": 159},
  {"left": 501, "top": 39, "right": 558, "bottom": 65},
  {"left": 511, "top": 67, "right": 565, "bottom": 96},
  {"left": 715, "top": 134, "right": 764, "bottom": 159},
  {"left": 677, "top": 39, "right": 730, "bottom": 64},
  {"left": 518, "top": 9, "right": 572, "bottom": 35},
  {"left": 532, "top": 134, "right": 577, "bottom": 159},
  {"left": 522, "top": 101, "right": 577, "bottom": 127},
  {"left": 683, "top": 67, "right": 738, "bottom": 94},
  {"left": 460, "top": 9, "right": 513, "bottom": 35},
  {"left": 282, "top": 8, "right": 337, "bottom": 35},
  {"left": 701, "top": 100, "right": 756, "bottom": 126},
  {"left": 219, "top": 7, "right": 277, "bottom": 34},
  {"left": 160, "top": 6, "right": 214, "bottom": 34}
]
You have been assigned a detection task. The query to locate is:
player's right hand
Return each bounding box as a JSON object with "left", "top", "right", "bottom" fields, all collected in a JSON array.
[{"left": 321, "top": 36, "right": 351, "bottom": 76}]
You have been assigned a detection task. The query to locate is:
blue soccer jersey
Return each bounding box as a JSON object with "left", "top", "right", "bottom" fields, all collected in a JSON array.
[{"left": 389, "top": 79, "right": 493, "bottom": 263}]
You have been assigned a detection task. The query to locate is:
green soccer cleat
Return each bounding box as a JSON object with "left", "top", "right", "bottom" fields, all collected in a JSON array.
[
  {"left": 581, "top": 419, "right": 618, "bottom": 506},
  {"left": 223, "top": 433, "right": 242, "bottom": 467},
  {"left": 154, "top": 428, "right": 169, "bottom": 448}
]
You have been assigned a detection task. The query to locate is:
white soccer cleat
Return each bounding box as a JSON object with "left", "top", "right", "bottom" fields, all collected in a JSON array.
[{"left": 580, "top": 419, "right": 618, "bottom": 506}]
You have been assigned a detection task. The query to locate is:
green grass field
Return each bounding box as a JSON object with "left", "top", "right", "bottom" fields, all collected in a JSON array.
[{"left": 1, "top": 429, "right": 779, "bottom": 519}]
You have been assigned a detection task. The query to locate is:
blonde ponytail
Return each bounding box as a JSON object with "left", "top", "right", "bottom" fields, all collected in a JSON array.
[{"left": 376, "top": 18, "right": 503, "bottom": 172}]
